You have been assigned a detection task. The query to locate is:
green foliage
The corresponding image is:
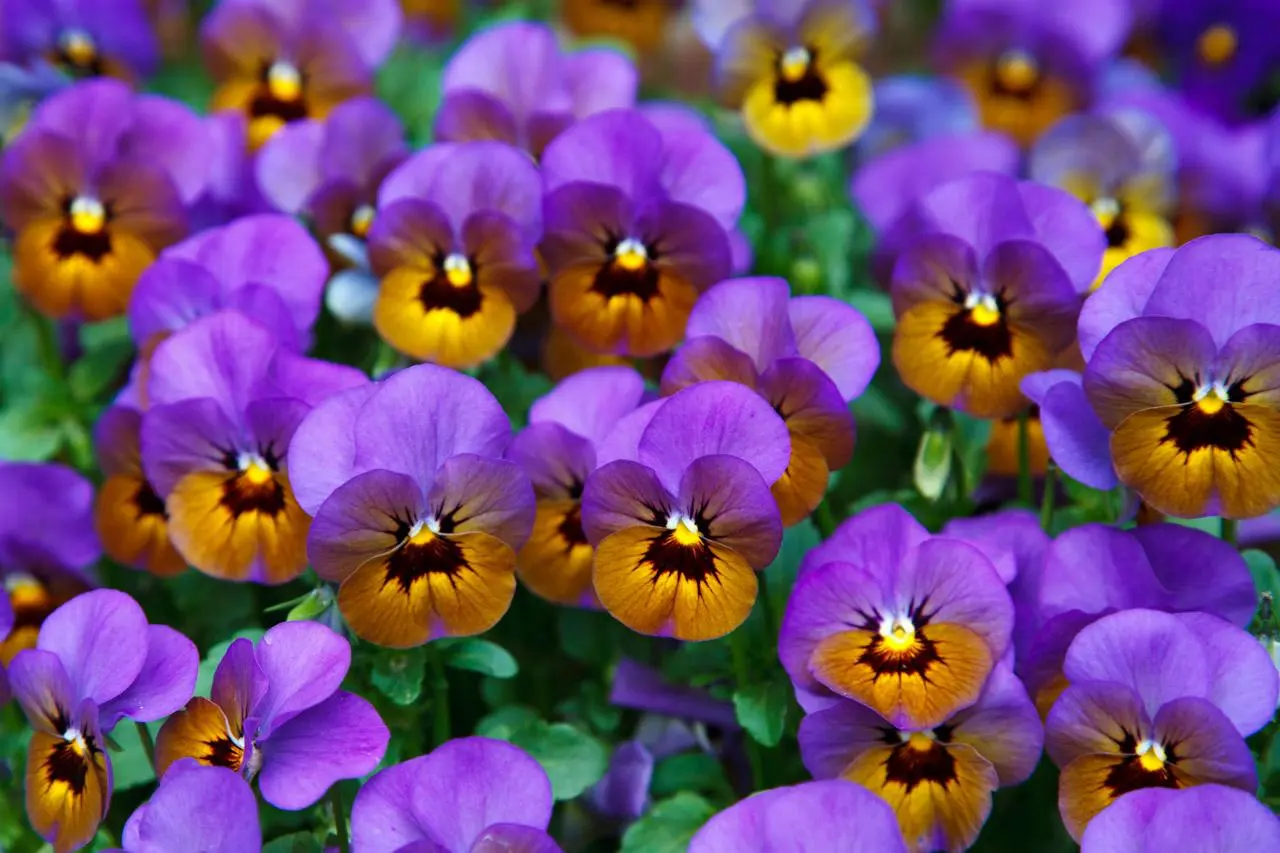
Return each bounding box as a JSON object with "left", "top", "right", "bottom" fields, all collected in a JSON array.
[
  {"left": 619, "top": 792, "right": 716, "bottom": 853},
  {"left": 732, "top": 680, "right": 790, "bottom": 748},
  {"left": 485, "top": 714, "right": 610, "bottom": 801},
  {"left": 372, "top": 647, "right": 429, "bottom": 706},
  {"left": 441, "top": 638, "right": 520, "bottom": 679}
]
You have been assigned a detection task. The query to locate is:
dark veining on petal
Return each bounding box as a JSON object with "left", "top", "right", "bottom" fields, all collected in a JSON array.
[
  {"left": 1162, "top": 375, "right": 1254, "bottom": 457},
  {"left": 882, "top": 735, "right": 959, "bottom": 791}
]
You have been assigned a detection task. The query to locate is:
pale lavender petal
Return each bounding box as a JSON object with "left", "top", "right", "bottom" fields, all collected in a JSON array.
[
  {"left": 1174, "top": 612, "right": 1278, "bottom": 736},
  {"left": 98, "top": 626, "right": 198, "bottom": 729},
  {"left": 798, "top": 502, "right": 930, "bottom": 577},
  {"left": 255, "top": 119, "right": 325, "bottom": 214},
  {"left": 684, "top": 277, "right": 797, "bottom": 371},
  {"left": 1020, "top": 371, "right": 1118, "bottom": 490},
  {"left": 145, "top": 311, "right": 279, "bottom": 415},
  {"left": 287, "top": 383, "right": 380, "bottom": 515},
  {"left": 38, "top": 589, "right": 148, "bottom": 706},
  {"left": 1081, "top": 785, "right": 1280, "bottom": 853},
  {"left": 254, "top": 621, "right": 352, "bottom": 733},
  {"left": 1076, "top": 247, "right": 1174, "bottom": 361},
  {"left": 788, "top": 296, "right": 880, "bottom": 400},
  {"left": 472, "top": 825, "right": 563, "bottom": 853},
  {"left": 121, "top": 759, "right": 262, "bottom": 853},
  {"left": 541, "top": 109, "right": 664, "bottom": 201},
  {"left": 594, "top": 400, "right": 663, "bottom": 468},
  {"left": 529, "top": 366, "right": 648, "bottom": 446}
]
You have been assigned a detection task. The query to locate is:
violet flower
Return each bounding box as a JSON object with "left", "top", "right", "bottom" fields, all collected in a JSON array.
[
  {"left": 662, "top": 276, "right": 879, "bottom": 525},
  {"left": 111, "top": 759, "right": 262, "bottom": 853},
  {"left": 1, "top": 0, "right": 159, "bottom": 81},
  {"left": 1080, "top": 784, "right": 1280, "bottom": 852},
  {"left": 854, "top": 74, "right": 978, "bottom": 163},
  {"left": 156, "top": 621, "right": 388, "bottom": 810},
  {"left": 9, "top": 590, "right": 198, "bottom": 851},
  {"left": 290, "top": 363, "right": 534, "bottom": 647},
  {"left": 350, "top": 736, "right": 561, "bottom": 853}
]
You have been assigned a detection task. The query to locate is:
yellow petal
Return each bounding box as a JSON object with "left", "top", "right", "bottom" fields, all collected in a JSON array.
[
  {"left": 96, "top": 473, "right": 187, "bottom": 577},
  {"left": 26, "top": 729, "right": 110, "bottom": 853},
  {"left": 154, "top": 697, "right": 244, "bottom": 778},
  {"left": 517, "top": 499, "right": 597, "bottom": 605}
]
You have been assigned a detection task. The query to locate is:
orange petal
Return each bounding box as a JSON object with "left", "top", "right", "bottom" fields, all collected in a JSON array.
[
  {"left": 373, "top": 266, "right": 517, "bottom": 368},
  {"left": 26, "top": 728, "right": 110, "bottom": 853},
  {"left": 771, "top": 430, "right": 831, "bottom": 527},
  {"left": 96, "top": 473, "right": 187, "bottom": 577},
  {"left": 548, "top": 261, "right": 699, "bottom": 357},
  {"left": 985, "top": 413, "right": 1050, "bottom": 479},
  {"left": 154, "top": 697, "right": 244, "bottom": 778},
  {"left": 1058, "top": 752, "right": 1186, "bottom": 840},
  {"left": 541, "top": 324, "right": 631, "bottom": 381},
  {"left": 560, "top": 0, "right": 670, "bottom": 53},
  {"left": 13, "top": 220, "right": 155, "bottom": 321},
  {"left": 517, "top": 499, "right": 597, "bottom": 605}
]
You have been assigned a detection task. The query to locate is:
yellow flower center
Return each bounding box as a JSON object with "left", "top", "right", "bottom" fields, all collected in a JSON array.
[
  {"left": 1197, "top": 23, "right": 1237, "bottom": 66},
  {"left": 779, "top": 46, "right": 812, "bottom": 83},
  {"left": 668, "top": 514, "right": 702, "bottom": 546},
  {"left": 62, "top": 726, "right": 90, "bottom": 758},
  {"left": 965, "top": 293, "right": 1002, "bottom": 327},
  {"left": 995, "top": 50, "right": 1040, "bottom": 93},
  {"left": 6, "top": 574, "right": 48, "bottom": 613},
  {"left": 613, "top": 238, "right": 649, "bottom": 271},
  {"left": 69, "top": 196, "right": 106, "bottom": 234},
  {"left": 237, "top": 453, "right": 274, "bottom": 486},
  {"left": 904, "top": 731, "right": 935, "bottom": 751},
  {"left": 59, "top": 29, "right": 97, "bottom": 68},
  {"left": 407, "top": 522, "right": 438, "bottom": 546},
  {"left": 879, "top": 616, "right": 917, "bottom": 652},
  {"left": 443, "top": 253, "right": 474, "bottom": 287},
  {"left": 266, "top": 60, "right": 303, "bottom": 102},
  {"left": 1091, "top": 196, "right": 1121, "bottom": 231},
  {"left": 1136, "top": 739, "right": 1167, "bottom": 772},
  {"left": 1194, "top": 384, "right": 1230, "bottom": 415},
  {"left": 350, "top": 204, "right": 375, "bottom": 238}
]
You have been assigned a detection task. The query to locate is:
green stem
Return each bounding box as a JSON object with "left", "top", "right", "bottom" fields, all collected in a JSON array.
[
  {"left": 948, "top": 412, "right": 968, "bottom": 503},
  {"left": 1222, "top": 517, "right": 1239, "bottom": 548},
  {"left": 135, "top": 721, "right": 155, "bottom": 770},
  {"left": 1016, "top": 409, "right": 1033, "bottom": 506},
  {"left": 429, "top": 646, "right": 451, "bottom": 747},
  {"left": 813, "top": 501, "right": 837, "bottom": 539},
  {"left": 728, "top": 626, "right": 766, "bottom": 793},
  {"left": 24, "top": 301, "right": 64, "bottom": 381},
  {"left": 757, "top": 570, "right": 777, "bottom": 641},
  {"left": 330, "top": 787, "right": 350, "bottom": 853},
  {"left": 1039, "top": 465, "right": 1057, "bottom": 533}
]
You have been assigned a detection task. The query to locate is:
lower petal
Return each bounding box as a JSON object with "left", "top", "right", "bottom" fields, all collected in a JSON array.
[
  {"left": 95, "top": 473, "right": 186, "bottom": 577},
  {"left": 26, "top": 726, "right": 111, "bottom": 853},
  {"left": 771, "top": 430, "right": 831, "bottom": 527},
  {"left": 548, "top": 261, "right": 700, "bottom": 358},
  {"left": 14, "top": 220, "right": 156, "bottom": 321},
  {"left": 517, "top": 499, "right": 597, "bottom": 606},
  {"left": 154, "top": 697, "right": 244, "bottom": 777},
  {"left": 374, "top": 266, "right": 517, "bottom": 368}
]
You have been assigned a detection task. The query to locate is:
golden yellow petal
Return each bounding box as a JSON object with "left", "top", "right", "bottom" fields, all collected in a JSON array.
[
  {"left": 154, "top": 696, "right": 244, "bottom": 777},
  {"left": 771, "top": 431, "right": 830, "bottom": 526},
  {"left": 548, "top": 262, "right": 699, "bottom": 357},
  {"left": 517, "top": 499, "right": 597, "bottom": 605},
  {"left": 373, "top": 266, "right": 517, "bottom": 368},
  {"left": 13, "top": 220, "right": 155, "bottom": 321},
  {"left": 26, "top": 729, "right": 110, "bottom": 853},
  {"left": 96, "top": 474, "right": 187, "bottom": 577}
]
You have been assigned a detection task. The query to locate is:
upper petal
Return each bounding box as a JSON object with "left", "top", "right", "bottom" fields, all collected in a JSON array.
[
  {"left": 254, "top": 621, "right": 352, "bottom": 733},
  {"left": 37, "top": 589, "right": 149, "bottom": 708}
]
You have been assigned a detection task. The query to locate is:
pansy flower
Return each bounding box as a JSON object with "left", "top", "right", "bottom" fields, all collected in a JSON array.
[
  {"left": 200, "top": 0, "right": 400, "bottom": 150},
  {"left": 1029, "top": 111, "right": 1177, "bottom": 288},
  {"left": 156, "top": 621, "right": 388, "bottom": 810},
  {"left": 0, "top": 79, "right": 207, "bottom": 320},
  {"left": 139, "top": 311, "right": 367, "bottom": 584},
  {"left": 112, "top": 759, "right": 262, "bottom": 853},
  {"left": 351, "top": 736, "right": 561, "bottom": 853},
  {"left": 507, "top": 366, "right": 649, "bottom": 606},
  {"left": 800, "top": 663, "right": 1043, "bottom": 853},
  {"left": 690, "top": 779, "right": 908, "bottom": 853},
  {"left": 1079, "top": 784, "right": 1280, "bottom": 852},
  {"left": 1, "top": 0, "right": 159, "bottom": 81},
  {"left": 367, "top": 141, "right": 543, "bottom": 368},
  {"left": 890, "top": 172, "right": 1104, "bottom": 419},
  {"left": 708, "top": 0, "right": 876, "bottom": 158},
  {"left": 9, "top": 590, "right": 198, "bottom": 852},
  {"left": 1045, "top": 609, "right": 1275, "bottom": 839},
  {"left": 854, "top": 74, "right": 977, "bottom": 163},
  {"left": 561, "top": 0, "right": 673, "bottom": 55},
  {"left": 540, "top": 108, "right": 744, "bottom": 356},
  {"left": 291, "top": 364, "right": 534, "bottom": 647},
  {"left": 581, "top": 381, "right": 788, "bottom": 641},
  {"left": 435, "top": 21, "right": 637, "bottom": 159},
  {"left": 662, "top": 277, "right": 879, "bottom": 525},
  {"left": 779, "top": 504, "right": 1013, "bottom": 724}
]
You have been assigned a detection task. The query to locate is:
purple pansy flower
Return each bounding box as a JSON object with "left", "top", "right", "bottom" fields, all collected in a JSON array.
[
  {"left": 1080, "top": 784, "right": 1280, "bottom": 852},
  {"left": 609, "top": 658, "right": 739, "bottom": 731},
  {"left": 1, "top": 0, "right": 159, "bottom": 81},
  {"left": 506, "top": 366, "right": 649, "bottom": 607},
  {"left": 582, "top": 380, "right": 788, "bottom": 641},
  {"left": 854, "top": 74, "right": 978, "bottom": 163},
  {"left": 155, "top": 621, "right": 388, "bottom": 811},
  {"left": 110, "top": 759, "right": 262, "bottom": 853},
  {"left": 9, "top": 590, "right": 198, "bottom": 851},
  {"left": 351, "top": 736, "right": 561, "bottom": 853},
  {"left": 290, "top": 363, "right": 534, "bottom": 647},
  {"left": 1045, "top": 608, "right": 1274, "bottom": 839},
  {"left": 435, "top": 20, "right": 637, "bottom": 159},
  {"left": 689, "top": 779, "right": 908, "bottom": 853}
]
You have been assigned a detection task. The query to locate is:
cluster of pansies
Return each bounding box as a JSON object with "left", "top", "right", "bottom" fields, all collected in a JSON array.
[{"left": 1, "top": 0, "right": 1279, "bottom": 851}]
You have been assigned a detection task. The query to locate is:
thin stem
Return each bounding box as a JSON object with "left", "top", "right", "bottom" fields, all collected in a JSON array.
[
  {"left": 948, "top": 413, "right": 968, "bottom": 504},
  {"left": 1016, "top": 409, "right": 1033, "bottom": 506},
  {"left": 330, "top": 787, "right": 350, "bottom": 853},
  {"left": 757, "top": 571, "right": 777, "bottom": 641},
  {"left": 429, "top": 646, "right": 451, "bottom": 748},
  {"left": 1039, "top": 465, "right": 1057, "bottom": 533},
  {"left": 813, "top": 501, "right": 837, "bottom": 539},
  {"left": 728, "top": 626, "right": 765, "bottom": 793},
  {"left": 1222, "top": 517, "right": 1239, "bottom": 548},
  {"left": 135, "top": 721, "right": 155, "bottom": 770}
]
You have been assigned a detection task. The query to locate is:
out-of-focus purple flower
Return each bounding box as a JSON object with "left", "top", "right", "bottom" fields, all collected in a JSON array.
[
  {"left": 291, "top": 363, "right": 533, "bottom": 647},
  {"left": 889, "top": 172, "right": 1103, "bottom": 418},
  {"left": 610, "top": 659, "right": 739, "bottom": 730},
  {"left": 400, "top": 0, "right": 463, "bottom": 44},
  {"left": 138, "top": 311, "right": 367, "bottom": 584},
  {"left": 780, "top": 503, "right": 1013, "bottom": 724},
  {"left": 507, "top": 367, "right": 649, "bottom": 606},
  {"left": 1045, "top": 608, "right": 1274, "bottom": 839},
  {"left": 351, "top": 736, "right": 561, "bottom": 853},
  {"left": 435, "top": 20, "right": 636, "bottom": 159},
  {"left": 1080, "top": 784, "right": 1280, "bottom": 852},
  {"left": 9, "top": 590, "right": 198, "bottom": 851},
  {"left": 113, "top": 759, "right": 262, "bottom": 853},
  {"left": 582, "top": 381, "right": 788, "bottom": 640},
  {"left": 0, "top": 60, "right": 67, "bottom": 141},
  {"left": 155, "top": 621, "right": 387, "bottom": 810},
  {"left": 589, "top": 740, "right": 654, "bottom": 822},
  {"left": 854, "top": 74, "right": 978, "bottom": 163},
  {"left": 800, "top": 663, "right": 1043, "bottom": 853},
  {"left": 540, "top": 108, "right": 744, "bottom": 357},
  {"left": 662, "top": 277, "right": 878, "bottom": 525},
  {"left": 1, "top": 0, "right": 159, "bottom": 80},
  {"left": 690, "top": 779, "right": 908, "bottom": 853}
]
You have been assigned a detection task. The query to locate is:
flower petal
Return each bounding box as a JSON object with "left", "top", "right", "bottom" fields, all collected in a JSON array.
[
  {"left": 37, "top": 589, "right": 148, "bottom": 707},
  {"left": 788, "top": 295, "right": 881, "bottom": 400},
  {"left": 580, "top": 460, "right": 674, "bottom": 545},
  {"left": 308, "top": 469, "right": 426, "bottom": 583},
  {"left": 97, "top": 625, "right": 198, "bottom": 729},
  {"left": 254, "top": 621, "right": 352, "bottom": 734},
  {"left": 1174, "top": 612, "right": 1278, "bottom": 736},
  {"left": 122, "top": 760, "right": 262, "bottom": 853},
  {"left": 683, "top": 277, "right": 797, "bottom": 370},
  {"left": 528, "top": 366, "right": 649, "bottom": 447}
]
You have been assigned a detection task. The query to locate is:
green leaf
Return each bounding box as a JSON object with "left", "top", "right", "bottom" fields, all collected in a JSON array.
[
  {"left": 765, "top": 519, "right": 820, "bottom": 623},
  {"left": 262, "top": 832, "right": 325, "bottom": 853},
  {"left": 1245, "top": 550, "right": 1280, "bottom": 600},
  {"left": 107, "top": 721, "right": 157, "bottom": 791},
  {"left": 68, "top": 337, "right": 134, "bottom": 402},
  {"left": 475, "top": 705, "right": 540, "bottom": 740},
  {"left": 621, "top": 792, "right": 716, "bottom": 853},
  {"left": 732, "top": 679, "right": 790, "bottom": 747},
  {"left": 0, "top": 403, "right": 64, "bottom": 461},
  {"left": 650, "top": 752, "right": 731, "bottom": 798},
  {"left": 442, "top": 638, "right": 518, "bottom": 679},
  {"left": 845, "top": 288, "right": 894, "bottom": 333},
  {"left": 507, "top": 721, "right": 609, "bottom": 800},
  {"left": 371, "top": 647, "right": 428, "bottom": 706}
]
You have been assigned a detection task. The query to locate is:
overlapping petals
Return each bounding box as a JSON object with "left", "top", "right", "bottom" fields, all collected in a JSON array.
[{"left": 114, "top": 760, "right": 262, "bottom": 853}]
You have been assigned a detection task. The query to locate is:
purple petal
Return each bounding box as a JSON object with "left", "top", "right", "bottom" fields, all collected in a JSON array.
[
  {"left": 426, "top": 455, "right": 536, "bottom": 549},
  {"left": 788, "top": 296, "right": 880, "bottom": 400},
  {"left": 257, "top": 690, "right": 389, "bottom": 810},
  {"left": 679, "top": 455, "right": 783, "bottom": 568},
  {"left": 441, "top": 22, "right": 562, "bottom": 126},
  {"left": 947, "top": 662, "right": 1044, "bottom": 786},
  {"left": 778, "top": 560, "right": 882, "bottom": 698},
  {"left": 609, "top": 659, "right": 737, "bottom": 728},
  {"left": 24, "top": 78, "right": 131, "bottom": 168},
  {"left": 319, "top": 96, "right": 407, "bottom": 187},
  {"left": 7, "top": 648, "right": 75, "bottom": 733},
  {"left": 580, "top": 460, "right": 674, "bottom": 544},
  {"left": 255, "top": 119, "right": 325, "bottom": 214},
  {"left": 287, "top": 383, "right": 379, "bottom": 515},
  {"left": 254, "top": 621, "right": 352, "bottom": 733},
  {"left": 913, "top": 171, "right": 1036, "bottom": 258},
  {"left": 799, "top": 502, "right": 931, "bottom": 578},
  {"left": 589, "top": 741, "right": 652, "bottom": 821},
  {"left": 1045, "top": 680, "right": 1150, "bottom": 768},
  {"left": 529, "top": 366, "right": 649, "bottom": 447},
  {"left": 1076, "top": 247, "right": 1173, "bottom": 361},
  {"left": 127, "top": 258, "right": 226, "bottom": 347},
  {"left": 1129, "top": 525, "right": 1258, "bottom": 626},
  {"left": 252, "top": 351, "right": 367, "bottom": 409},
  {"left": 890, "top": 231, "right": 981, "bottom": 314},
  {"left": 472, "top": 824, "right": 563, "bottom": 853},
  {"left": 1151, "top": 697, "right": 1258, "bottom": 791},
  {"left": 433, "top": 92, "right": 519, "bottom": 150},
  {"left": 798, "top": 696, "right": 896, "bottom": 780},
  {"left": 1020, "top": 370, "right": 1118, "bottom": 490},
  {"left": 212, "top": 637, "right": 268, "bottom": 733},
  {"left": 1080, "top": 785, "right": 1280, "bottom": 853},
  {"left": 506, "top": 423, "right": 596, "bottom": 497},
  {"left": 145, "top": 311, "right": 280, "bottom": 415},
  {"left": 98, "top": 626, "right": 198, "bottom": 730},
  {"left": 139, "top": 397, "right": 241, "bottom": 498},
  {"left": 943, "top": 509, "right": 1047, "bottom": 587},
  {"left": 661, "top": 337, "right": 760, "bottom": 394},
  {"left": 562, "top": 48, "right": 637, "bottom": 119},
  {"left": 758, "top": 357, "right": 857, "bottom": 469},
  {"left": 121, "top": 94, "right": 213, "bottom": 205},
  {"left": 1174, "top": 612, "right": 1278, "bottom": 736},
  {"left": 541, "top": 109, "right": 664, "bottom": 201},
  {"left": 684, "top": 277, "right": 798, "bottom": 371},
  {"left": 1036, "top": 525, "right": 1166, "bottom": 624},
  {"left": 594, "top": 400, "right": 664, "bottom": 468},
  {"left": 1015, "top": 181, "right": 1105, "bottom": 293},
  {"left": 308, "top": 469, "right": 427, "bottom": 583},
  {"left": 37, "top": 589, "right": 148, "bottom": 707},
  {"left": 0, "top": 462, "right": 100, "bottom": 577},
  {"left": 652, "top": 121, "right": 745, "bottom": 229},
  {"left": 122, "top": 759, "right": 262, "bottom": 853}
]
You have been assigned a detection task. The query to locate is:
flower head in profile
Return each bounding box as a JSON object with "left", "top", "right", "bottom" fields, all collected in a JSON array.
[
  {"left": 9, "top": 590, "right": 197, "bottom": 852},
  {"left": 1045, "top": 609, "right": 1276, "bottom": 839},
  {"left": 291, "top": 364, "right": 534, "bottom": 647},
  {"left": 0, "top": 79, "right": 207, "bottom": 320},
  {"left": 507, "top": 367, "right": 649, "bottom": 606},
  {"left": 1079, "top": 784, "right": 1280, "bottom": 852},
  {"left": 582, "top": 381, "right": 788, "bottom": 641},
  {"left": 2, "top": 0, "right": 159, "bottom": 81},
  {"left": 890, "top": 172, "right": 1103, "bottom": 419},
  {"left": 351, "top": 736, "right": 561, "bottom": 853},
  {"left": 561, "top": 0, "right": 673, "bottom": 55},
  {"left": 540, "top": 108, "right": 744, "bottom": 357},
  {"left": 138, "top": 311, "right": 367, "bottom": 584},
  {"left": 113, "top": 759, "right": 261, "bottom": 853},
  {"left": 367, "top": 141, "right": 543, "bottom": 368},
  {"left": 708, "top": 0, "right": 876, "bottom": 158},
  {"left": 435, "top": 21, "right": 637, "bottom": 159},
  {"left": 156, "top": 621, "right": 388, "bottom": 810},
  {"left": 801, "top": 663, "right": 1043, "bottom": 853},
  {"left": 779, "top": 504, "right": 1014, "bottom": 725},
  {"left": 662, "top": 277, "right": 879, "bottom": 525},
  {"left": 690, "top": 779, "right": 908, "bottom": 853}
]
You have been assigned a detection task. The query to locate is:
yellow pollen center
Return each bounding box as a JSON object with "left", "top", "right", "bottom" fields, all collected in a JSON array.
[
  {"left": 1195, "top": 384, "right": 1229, "bottom": 415},
  {"left": 7, "top": 576, "right": 48, "bottom": 613},
  {"left": 60, "top": 30, "right": 96, "bottom": 67},
  {"left": 350, "top": 205, "right": 375, "bottom": 238},
  {"left": 443, "top": 253, "right": 473, "bottom": 287},
  {"left": 970, "top": 304, "right": 1000, "bottom": 326},
  {"left": 408, "top": 525, "right": 437, "bottom": 546},
  {"left": 614, "top": 238, "right": 649, "bottom": 271},
  {"left": 69, "top": 196, "right": 105, "bottom": 234},
  {"left": 1136, "top": 740, "right": 1167, "bottom": 772},
  {"left": 1197, "top": 24, "right": 1238, "bottom": 66},
  {"left": 267, "top": 61, "right": 303, "bottom": 102},
  {"left": 63, "top": 728, "right": 89, "bottom": 758},
  {"left": 241, "top": 462, "right": 273, "bottom": 486},
  {"left": 905, "top": 732, "right": 935, "bottom": 751},
  {"left": 669, "top": 516, "right": 702, "bottom": 546},
  {"left": 1091, "top": 197, "right": 1121, "bottom": 230},
  {"left": 995, "top": 50, "right": 1039, "bottom": 93},
  {"left": 880, "top": 618, "right": 917, "bottom": 651},
  {"left": 780, "top": 46, "right": 812, "bottom": 82}
]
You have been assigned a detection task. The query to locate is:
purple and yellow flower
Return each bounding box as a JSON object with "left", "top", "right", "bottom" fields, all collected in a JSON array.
[
  {"left": 661, "top": 277, "right": 879, "bottom": 525},
  {"left": 351, "top": 736, "right": 560, "bottom": 853},
  {"left": 435, "top": 21, "right": 637, "bottom": 159},
  {"left": 710, "top": 0, "right": 876, "bottom": 158},
  {"left": 581, "top": 381, "right": 789, "bottom": 640},
  {"left": 540, "top": 108, "right": 744, "bottom": 357},
  {"left": 0, "top": 79, "right": 206, "bottom": 320},
  {"left": 1079, "top": 784, "right": 1280, "bottom": 852},
  {"left": 1045, "top": 608, "right": 1274, "bottom": 839},
  {"left": 690, "top": 779, "right": 908, "bottom": 853},
  {"left": 9, "top": 590, "right": 197, "bottom": 852},
  {"left": 155, "top": 621, "right": 388, "bottom": 810},
  {"left": 561, "top": 0, "right": 673, "bottom": 55},
  {"left": 779, "top": 504, "right": 1014, "bottom": 725},
  {"left": 367, "top": 141, "right": 543, "bottom": 368},
  {"left": 113, "top": 759, "right": 261, "bottom": 853},
  {"left": 507, "top": 366, "right": 649, "bottom": 606},
  {"left": 138, "top": 311, "right": 367, "bottom": 584},
  {"left": 889, "top": 172, "right": 1103, "bottom": 419},
  {"left": 291, "top": 363, "right": 534, "bottom": 647},
  {"left": 800, "top": 663, "right": 1043, "bottom": 853},
  {"left": 1, "top": 0, "right": 159, "bottom": 81}
]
